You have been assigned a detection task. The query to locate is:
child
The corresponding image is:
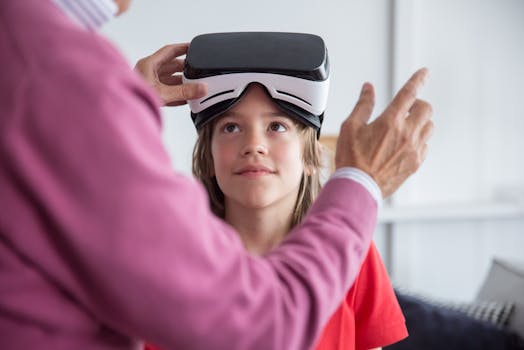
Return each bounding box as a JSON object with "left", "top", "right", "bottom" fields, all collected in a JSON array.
[
  {"left": 147, "top": 32, "right": 407, "bottom": 350},
  {"left": 190, "top": 83, "right": 408, "bottom": 350}
]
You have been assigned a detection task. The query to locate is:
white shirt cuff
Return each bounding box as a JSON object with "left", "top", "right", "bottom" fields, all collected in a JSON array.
[{"left": 329, "top": 167, "right": 383, "bottom": 206}]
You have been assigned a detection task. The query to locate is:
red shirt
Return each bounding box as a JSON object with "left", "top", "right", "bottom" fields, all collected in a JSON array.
[
  {"left": 146, "top": 243, "right": 406, "bottom": 350},
  {"left": 315, "top": 242, "right": 408, "bottom": 350}
]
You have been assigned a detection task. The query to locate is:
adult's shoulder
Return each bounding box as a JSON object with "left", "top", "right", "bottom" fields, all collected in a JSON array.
[
  {"left": 3, "top": 0, "right": 136, "bottom": 87},
  {"left": 1, "top": 2, "right": 162, "bottom": 142}
]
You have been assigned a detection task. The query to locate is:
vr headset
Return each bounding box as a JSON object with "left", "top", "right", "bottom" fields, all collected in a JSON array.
[{"left": 183, "top": 32, "right": 330, "bottom": 136}]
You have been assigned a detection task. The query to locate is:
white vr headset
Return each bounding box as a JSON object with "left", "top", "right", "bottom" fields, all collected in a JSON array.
[{"left": 183, "top": 32, "right": 330, "bottom": 136}]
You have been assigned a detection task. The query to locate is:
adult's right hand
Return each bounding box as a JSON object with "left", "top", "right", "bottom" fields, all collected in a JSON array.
[
  {"left": 335, "top": 68, "right": 434, "bottom": 198},
  {"left": 134, "top": 43, "right": 207, "bottom": 106}
]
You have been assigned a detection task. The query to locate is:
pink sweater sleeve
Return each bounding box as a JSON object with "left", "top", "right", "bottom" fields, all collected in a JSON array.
[{"left": 0, "top": 7, "right": 377, "bottom": 349}]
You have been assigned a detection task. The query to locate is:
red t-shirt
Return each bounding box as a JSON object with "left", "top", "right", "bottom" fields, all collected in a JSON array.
[
  {"left": 145, "top": 243, "right": 407, "bottom": 350},
  {"left": 315, "top": 242, "right": 407, "bottom": 350}
]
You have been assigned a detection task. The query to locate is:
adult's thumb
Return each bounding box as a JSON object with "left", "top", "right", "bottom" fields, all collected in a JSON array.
[{"left": 163, "top": 83, "right": 207, "bottom": 104}]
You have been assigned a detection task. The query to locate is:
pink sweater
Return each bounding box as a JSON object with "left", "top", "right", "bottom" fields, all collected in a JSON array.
[{"left": 0, "top": 0, "right": 377, "bottom": 349}]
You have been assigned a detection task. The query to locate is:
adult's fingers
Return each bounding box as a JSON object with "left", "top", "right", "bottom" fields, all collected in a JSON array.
[
  {"left": 386, "top": 68, "right": 429, "bottom": 120},
  {"left": 406, "top": 99, "right": 433, "bottom": 133},
  {"left": 158, "top": 59, "right": 185, "bottom": 76},
  {"left": 165, "top": 100, "right": 188, "bottom": 107},
  {"left": 149, "top": 43, "right": 190, "bottom": 68},
  {"left": 161, "top": 83, "right": 207, "bottom": 104},
  {"left": 419, "top": 143, "right": 429, "bottom": 163},
  {"left": 347, "top": 83, "right": 376, "bottom": 125},
  {"left": 418, "top": 119, "right": 434, "bottom": 144},
  {"left": 159, "top": 74, "right": 183, "bottom": 86}
]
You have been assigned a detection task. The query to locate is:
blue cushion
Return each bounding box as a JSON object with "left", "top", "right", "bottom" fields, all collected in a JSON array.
[{"left": 384, "top": 291, "right": 524, "bottom": 350}]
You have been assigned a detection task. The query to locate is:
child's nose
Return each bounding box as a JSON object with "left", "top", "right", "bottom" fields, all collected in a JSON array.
[{"left": 241, "top": 131, "right": 268, "bottom": 156}]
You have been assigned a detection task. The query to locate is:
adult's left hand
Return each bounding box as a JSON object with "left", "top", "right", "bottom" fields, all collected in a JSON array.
[{"left": 134, "top": 43, "right": 206, "bottom": 106}]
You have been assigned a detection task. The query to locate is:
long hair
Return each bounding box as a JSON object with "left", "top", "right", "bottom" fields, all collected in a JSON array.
[{"left": 192, "top": 117, "right": 322, "bottom": 229}]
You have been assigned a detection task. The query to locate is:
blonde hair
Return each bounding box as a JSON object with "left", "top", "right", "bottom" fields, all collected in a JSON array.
[{"left": 192, "top": 117, "right": 322, "bottom": 228}]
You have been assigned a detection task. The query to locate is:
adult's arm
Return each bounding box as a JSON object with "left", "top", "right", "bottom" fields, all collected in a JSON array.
[{"left": 0, "top": 55, "right": 376, "bottom": 350}]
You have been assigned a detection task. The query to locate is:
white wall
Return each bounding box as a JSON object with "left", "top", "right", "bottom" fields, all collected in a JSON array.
[
  {"left": 385, "top": 0, "right": 524, "bottom": 301},
  {"left": 102, "top": 0, "right": 524, "bottom": 302}
]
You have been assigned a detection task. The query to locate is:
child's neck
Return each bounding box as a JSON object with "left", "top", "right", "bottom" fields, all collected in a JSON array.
[{"left": 225, "top": 201, "right": 294, "bottom": 256}]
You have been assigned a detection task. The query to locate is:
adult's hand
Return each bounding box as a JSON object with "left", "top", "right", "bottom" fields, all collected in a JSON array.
[
  {"left": 335, "top": 68, "right": 434, "bottom": 198},
  {"left": 134, "top": 43, "right": 207, "bottom": 106}
]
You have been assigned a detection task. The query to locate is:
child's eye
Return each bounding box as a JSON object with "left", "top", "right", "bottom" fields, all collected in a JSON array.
[
  {"left": 223, "top": 123, "right": 240, "bottom": 133},
  {"left": 269, "top": 122, "right": 287, "bottom": 132}
]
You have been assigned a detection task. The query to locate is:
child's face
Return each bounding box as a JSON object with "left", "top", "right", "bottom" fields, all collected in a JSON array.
[{"left": 211, "top": 84, "right": 305, "bottom": 211}]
